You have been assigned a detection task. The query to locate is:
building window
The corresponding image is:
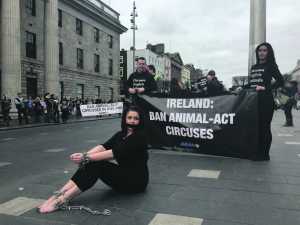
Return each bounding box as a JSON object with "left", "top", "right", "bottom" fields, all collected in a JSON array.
[
  {"left": 109, "top": 59, "right": 113, "bottom": 76},
  {"left": 59, "top": 42, "right": 63, "bottom": 65},
  {"left": 120, "top": 56, "right": 123, "bottom": 64},
  {"left": 120, "top": 67, "right": 124, "bottom": 78},
  {"left": 26, "top": 0, "right": 36, "bottom": 16},
  {"left": 109, "top": 87, "right": 114, "bottom": 102},
  {"left": 94, "top": 28, "right": 100, "bottom": 43},
  {"left": 76, "top": 84, "right": 84, "bottom": 99},
  {"left": 77, "top": 48, "right": 84, "bottom": 69},
  {"left": 94, "top": 54, "right": 100, "bottom": 73},
  {"left": 26, "top": 31, "right": 37, "bottom": 59},
  {"left": 60, "top": 81, "right": 64, "bottom": 99},
  {"left": 58, "top": 9, "right": 62, "bottom": 27},
  {"left": 76, "top": 18, "right": 83, "bottom": 35},
  {"left": 108, "top": 35, "right": 113, "bottom": 48},
  {"left": 95, "top": 86, "right": 101, "bottom": 99}
]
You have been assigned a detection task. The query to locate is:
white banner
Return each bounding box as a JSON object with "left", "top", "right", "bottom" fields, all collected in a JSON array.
[{"left": 80, "top": 102, "right": 123, "bottom": 117}]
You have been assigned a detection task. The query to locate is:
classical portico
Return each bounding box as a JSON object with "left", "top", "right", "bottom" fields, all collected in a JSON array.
[{"left": 0, "top": 0, "right": 59, "bottom": 98}]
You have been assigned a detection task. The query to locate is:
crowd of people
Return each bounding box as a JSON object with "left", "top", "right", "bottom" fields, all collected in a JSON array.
[{"left": 0, "top": 93, "right": 117, "bottom": 127}]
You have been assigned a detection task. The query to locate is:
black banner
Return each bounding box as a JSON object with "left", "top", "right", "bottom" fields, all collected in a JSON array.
[{"left": 136, "top": 90, "right": 258, "bottom": 159}]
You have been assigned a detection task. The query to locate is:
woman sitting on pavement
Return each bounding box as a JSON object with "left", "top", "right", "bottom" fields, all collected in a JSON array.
[{"left": 37, "top": 105, "right": 149, "bottom": 213}]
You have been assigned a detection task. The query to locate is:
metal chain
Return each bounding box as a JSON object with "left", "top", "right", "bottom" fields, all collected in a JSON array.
[
  {"left": 52, "top": 190, "right": 111, "bottom": 216},
  {"left": 58, "top": 204, "right": 111, "bottom": 216}
]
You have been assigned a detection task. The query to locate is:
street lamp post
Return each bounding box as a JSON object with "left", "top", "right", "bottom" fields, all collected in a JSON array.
[{"left": 130, "top": 1, "right": 138, "bottom": 73}]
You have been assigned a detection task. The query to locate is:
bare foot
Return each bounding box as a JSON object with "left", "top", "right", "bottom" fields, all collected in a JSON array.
[
  {"left": 38, "top": 197, "right": 63, "bottom": 214},
  {"left": 37, "top": 195, "right": 57, "bottom": 209}
]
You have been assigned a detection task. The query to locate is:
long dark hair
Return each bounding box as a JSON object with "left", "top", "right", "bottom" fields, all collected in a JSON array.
[
  {"left": 121, "top": 105, "right": 145, "bottom": 134},
  {"left": 255, "top": 42, "right": 277, "bottom": 66}
]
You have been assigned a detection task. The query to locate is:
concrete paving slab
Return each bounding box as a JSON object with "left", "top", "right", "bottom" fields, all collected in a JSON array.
[
  {"left": 0, "top": 197, "right": 44, "bottom": 216},
  {"left": 187, "top": 169, "right": 221, "bottom": 179},
  {"left": 44, "top": 148, "right": 67, "bottom": 153},
  {"left": 0, "top": 162, "right": 12, "bottom": 168},
  {"left": 285, "top": 141, "right": 300, "bottom": 145},
  {"left": 148, "top": 213, "right": 203, "bottom": 225}
]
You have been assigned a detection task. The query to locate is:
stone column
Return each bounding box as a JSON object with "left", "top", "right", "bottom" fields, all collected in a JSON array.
[
  {"left": 248, "top": 0, "right": 266, "bottom": 72},
  {"left": 1, "top": 0, "right": 21, "bottom": 98},
  {"left": 45, "top": 0, "right": 59, "bottom": 94}
]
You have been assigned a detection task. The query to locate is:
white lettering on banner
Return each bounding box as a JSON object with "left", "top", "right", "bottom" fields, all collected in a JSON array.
[
  {"left": 167, "top": 98, "right": 211, "bottom": 109},
  {"left": 166, "top": 126, "right": 214, "bottom": 139},
  {"left": 147, "top": 97, "right": 237, "bottom": 142},
  {"left": 80, "top": 102, "right": 123, "bottom": 117},
  {"left": 169, "top": 113, "right": 209, "bottom": 124},
  {"left": 212, "top": 113, "right": 236, "bottom": 125},
  {"left": 149, "top": 112, "right": 236, "bottom": 125},
  {"left": 149, "top": 112, "right": 167, "bottom": 122}
]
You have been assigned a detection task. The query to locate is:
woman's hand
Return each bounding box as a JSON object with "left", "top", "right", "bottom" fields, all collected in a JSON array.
[
  {"left": 70, "top": 153, "right": 83, "bottom": 164},
  {"left": 128, "top": 88, "right": 136, "bottom": 94},
  {"left": 256, "top": 85, "right": 266, "bottom": 91},
  {"left": 136, "top": 88, "right": 145, "bottom": 93}
]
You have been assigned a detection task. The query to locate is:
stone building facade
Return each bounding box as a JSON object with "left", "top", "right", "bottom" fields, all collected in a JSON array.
[{"left": 0, "top": 0, "right": 127, "bottom": 102}]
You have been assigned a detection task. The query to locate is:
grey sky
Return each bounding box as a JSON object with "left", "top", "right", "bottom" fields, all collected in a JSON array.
[{"left": 104, "top": 0, "right": 300, "bottom": 87}]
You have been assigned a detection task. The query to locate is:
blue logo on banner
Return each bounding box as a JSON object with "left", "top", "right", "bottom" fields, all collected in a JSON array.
[{"left": 180, "top": 142, "right": 200, "bottom": 149}]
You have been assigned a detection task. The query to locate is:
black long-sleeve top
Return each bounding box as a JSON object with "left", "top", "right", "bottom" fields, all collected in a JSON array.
[
  {"left": 248, "top": 63, "right": 284, "bottom": 93},
  {"left": 103, "top": 130, "right": 149, "bottom": 169},
  {"left": 126, "top": 72, "right": 157, "bottom": 94}
]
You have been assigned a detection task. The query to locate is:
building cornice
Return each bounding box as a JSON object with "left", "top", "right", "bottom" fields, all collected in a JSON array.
[
  {"left": 60, "top": 67, "right": 120, "bottom": 82},
  {"left": 60, "top": 0, "right": 127, "bottom": 34}
]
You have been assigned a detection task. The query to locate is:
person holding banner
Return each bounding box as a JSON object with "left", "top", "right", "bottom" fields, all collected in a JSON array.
[
  {"left": 127, "top": 57, "right": 157, "bottom": 95},
  {"left": 37, "top": 106, "right": 149, "bottom": 213},
  {"left": 206, "top": 70, "right": 224, "bottom": 96},
  {"left": 248, "top": 42, "right": 284, "bottom": 161}
]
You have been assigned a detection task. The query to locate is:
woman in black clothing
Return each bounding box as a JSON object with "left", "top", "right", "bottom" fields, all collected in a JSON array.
[
  {"left": 38, "top": 106, "right": 149, "bottom": 213},
  {"left": 248, "top": 42, "right": 284, "bottom": 161}
]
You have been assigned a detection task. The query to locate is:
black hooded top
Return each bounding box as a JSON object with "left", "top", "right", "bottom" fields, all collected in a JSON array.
[{"left": 248, "top": 63, "right": 284, "bottom": 93}]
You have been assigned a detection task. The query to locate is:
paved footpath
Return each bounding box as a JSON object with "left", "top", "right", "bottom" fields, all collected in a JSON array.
[{"left": 0, "top": 110, "right": 299, "bottom": 225}]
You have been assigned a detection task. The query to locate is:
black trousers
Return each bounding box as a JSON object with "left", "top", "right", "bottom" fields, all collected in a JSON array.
[
  {"left": 17, "top": 108, "right": 28, "bottom": 124},
  {"left": 284, "top": 99, "right": 294, "bottom": 126},
  {"left": 71, "top": 161, "right": 148, "bottom": 194},
  {"left": 255, "top": 93, "right": 275, "bottom": 160},
  {"left": 3, "top": 111, "right": 10, "bottom": 126}
]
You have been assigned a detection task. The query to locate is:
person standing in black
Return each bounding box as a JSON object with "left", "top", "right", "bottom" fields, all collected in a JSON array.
[
  {"left": 248, "top": 42, "right": 284, "bottom": 161},
  {"left": 44, "top": 93, "right": 52, "bottom": 123},
  {"left": 33, "top": 97, "right": 43, "bottom": 123},
  {"left": 37, "top": 106, "right": 149, "bottom": 213},
  {"left": 51, "top": 94, "right": 60, "bottom": 123},
  {"left": 194, "top": 70, "right": 224, "bottom": 96},
  {"left": 60, "top": 98, "right": 70, "bottom": 123},
  {"left": 206, "top": 70, "right": 224, "bottom": 96},
  {"left": 15, "top": 93, "right": 28, "bottom": 125},
  {"left": 282, "top": 80, "right": 297, "bottom": 127},
  {"left": 127, "top": 57, "right": 157, "bottom": 95},
  {"left": 1, "top": 95, "right": 11, "bottom": 126}
]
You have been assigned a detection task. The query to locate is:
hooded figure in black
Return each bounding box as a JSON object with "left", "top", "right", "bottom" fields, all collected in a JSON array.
[
  {"left": 248, "top": 42, "right": 284, "bottom": 161},
  {"left": 206, "top": 70, "right": 224, "bottom": 96}
]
